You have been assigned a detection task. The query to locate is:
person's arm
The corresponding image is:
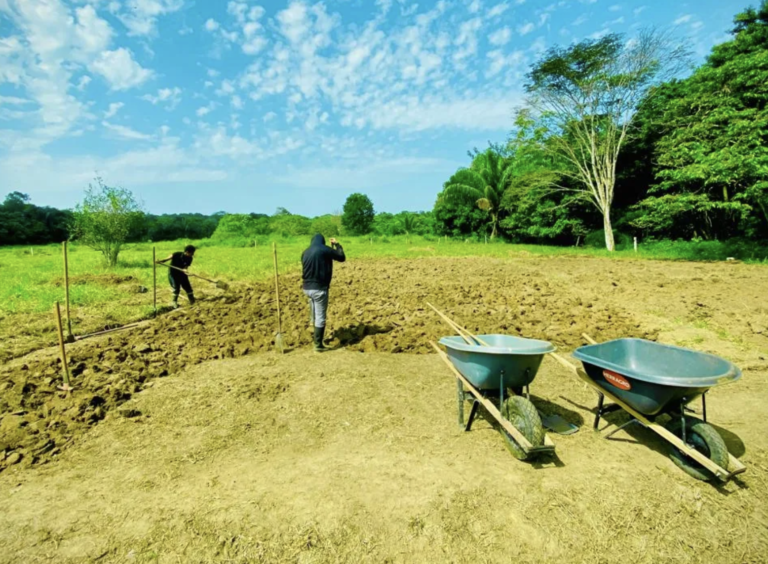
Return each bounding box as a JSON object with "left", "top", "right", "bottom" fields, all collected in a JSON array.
[
  {"left": 156, "top": 254, "right": 174, "bottom": 264},
  {"left": 328, "top": 238, "right": 346, "bottom": 262}
]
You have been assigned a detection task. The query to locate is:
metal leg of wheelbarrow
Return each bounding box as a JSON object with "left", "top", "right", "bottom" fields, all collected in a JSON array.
[
  {"left": 604, "top": 418, "right": 640, "bottom": 440},
  {"left": 465, "top": 400, "right": 480, "bottom": 432},
  {"left": 593, "top": 392, "right": 623, "bottom": 430}
]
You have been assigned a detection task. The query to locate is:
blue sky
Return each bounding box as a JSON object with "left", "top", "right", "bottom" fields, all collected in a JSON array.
[{"left": 0, "top": 0, "right": 744, "bottom": 216}]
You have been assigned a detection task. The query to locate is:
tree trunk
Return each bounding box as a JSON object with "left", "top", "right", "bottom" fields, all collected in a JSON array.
[
  {"left": 490, "top": 214, "right": 498, "bottom": 239},
  {"left": 603, "top": 209, "right": 615, "bottom": 252}
]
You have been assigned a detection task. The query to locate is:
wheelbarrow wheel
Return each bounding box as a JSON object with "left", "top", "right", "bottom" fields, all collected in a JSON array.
[
  {"left": 666, "top": 417, "right": 729, "bottom": 482},
  {"left": 500, "top": 396, "right": 544, "bottom": 461}
]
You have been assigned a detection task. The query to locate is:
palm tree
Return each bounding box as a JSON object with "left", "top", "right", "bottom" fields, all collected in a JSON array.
[
  {"left": 442, "top": 149, "right": 512, "bottom": 239},
  {"left": 400, "top": 212, "right": 418, "bottom": 236}
]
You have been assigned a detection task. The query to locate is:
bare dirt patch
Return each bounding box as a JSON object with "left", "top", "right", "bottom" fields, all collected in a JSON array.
[
  {"left": 0, "top": 256, "right": 767, "bottom": 562},
  {"left": 0, "top": 350, "right": 766, "bottom": 563}
]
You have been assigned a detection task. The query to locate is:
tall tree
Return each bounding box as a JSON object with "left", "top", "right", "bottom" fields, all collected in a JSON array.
[
  {"left": 525, "top": 31, "right": 688, "bottom": 250},
  {"left": 634, "top": 2, "right": 768, "bottom": 240},
  {"left": 442, "top": 148, "right": 512, "bottom": 238},
  {"left": 70, "top": 178, "right": 144, "bottom": 266},
  {"left": 342, "top": 193, "right": 375, "bottom": 235}
]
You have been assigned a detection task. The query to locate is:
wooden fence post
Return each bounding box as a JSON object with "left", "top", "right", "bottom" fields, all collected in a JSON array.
[
  {"left": 55, "top": 302, "right": 71, "bottom": 389},
  {"left": 153, "top": 247, "right": 157, "bottom": 317},
  {"left": 62, "top": 241, "right": 74, "bottom": 342}
]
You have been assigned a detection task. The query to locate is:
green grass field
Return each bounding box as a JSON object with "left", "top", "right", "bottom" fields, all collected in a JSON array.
[
  {"left": 0, "top": 235, "right": 765, "bottom": 361},
  {"left": 2, "top": 235, "right": 767, "bottom": 316}
]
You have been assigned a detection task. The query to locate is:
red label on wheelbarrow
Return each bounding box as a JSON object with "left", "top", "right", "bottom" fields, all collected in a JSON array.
[{"left": 603, "top": 370, "right": 631, "bottom": 391}]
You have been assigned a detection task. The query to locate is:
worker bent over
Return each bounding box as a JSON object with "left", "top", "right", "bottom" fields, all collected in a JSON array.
[
  {"left": 301, "top": 234, "right": 346, "bottom": 352},
  {"left": 158, "top": 245, "right": 196, "bottom": 308}
]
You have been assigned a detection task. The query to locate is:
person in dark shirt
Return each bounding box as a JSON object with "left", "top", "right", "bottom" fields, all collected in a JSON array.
[
  {"left": 157, "top": 245, "right": 196, "bottom": 308},
  {"left": 301, "top": 234, "right": 345, "bottom": 352}
]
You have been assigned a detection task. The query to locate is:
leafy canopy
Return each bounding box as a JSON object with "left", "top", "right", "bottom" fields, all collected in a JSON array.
[
  {"left": 342, "top": 193, "right": 375, "bottom": 235},
  {"left": 70, "top": 177, "right": 144, "bottom": 267}
]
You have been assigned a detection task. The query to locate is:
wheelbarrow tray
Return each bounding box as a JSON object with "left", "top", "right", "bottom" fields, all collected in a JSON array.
[
  {"left": 573, "top": 338, "right": 741, "bottom": 417},
  {"left": 438, "top": 335, "right": 555, "bottom": 391}
]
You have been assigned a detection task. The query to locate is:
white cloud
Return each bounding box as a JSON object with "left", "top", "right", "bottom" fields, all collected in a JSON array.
[
  {"left": 487, "top": 2, "right": 509, "bottom": 17},
  {"left": 633, "top": 6, "right": 646, "bottom": 16},
  {"left": 207, "top": 1, "right": 269, "bottom": 55},
  {"left": 0, "top": 95, "right": 31, "bottom": 105},
  {"left": 454, "top": 17, "right": 483, "bottom": 61},
  {"left": 231, "top": 95, "right": 243, "bottom": 110},
  {"left": 489, "top": 27, "right": 512, "bottom": 46},
  {"left": 102, "top": 121, "right": 153, "bottom": 140},
  {"left": 691, "top": 21, "right": 704, "bottom": 31},
  {"left": 142, "top": 87, "right": 182, "bottom": 108},
  {"left": 0, "top": 0, "right": 132, "bottom": 148},
  {"left": 529, "top": 37, "right": 546, "bottom": 56},
  {"left": 609, "top": 16, "right": 625, "bottom": 24},
  {"left": 90, "top": 48, "right": 152, "bottom": 90},
  {"left": 609, "top": 4, "right": 622, "bottom": 11},
  {"left": 572, "top": 14, "right": 588, "bottom": 26},
  {"left": 588, "top": 28, "right": 611, "bottom": 39},
  {"left": 0, "top": 140, "right": 227, "bottom": 195},
  {"left": 196, "top": 102, "right": 217, "bottom": 117},
  {"left": 207, "top": 68, "right": 220, "bottom": 78},
  {"left": 539, "top": 13, "right": 551, "bottom": 26},
  {"left": 517, "top": 22, "right": 535, "bottom": 35},
  {"left": 263, "top": 111, "right": 277, "bottom": 122},
  {"left": 117, "top": 0, "right": 184, "bottom": 36},
  {"left": 468, "top": 0, "right": 482, "bottom": 14},
  {"left": 486, "top": 49, "right": 525, "bottom": 77},
  {"left": 104, "top": 102, "right": 124, "bottom": 118},
  {"left": 674, "top": 14, "right": 692, "bottom": 25},
  {"left": 77, "top": 75, "right": 92, "bottom": 91}
]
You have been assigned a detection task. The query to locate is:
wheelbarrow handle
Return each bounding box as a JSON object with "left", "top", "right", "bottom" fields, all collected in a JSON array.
[{"left": 156, "top": 262, "right": 216, "bottom": 284}]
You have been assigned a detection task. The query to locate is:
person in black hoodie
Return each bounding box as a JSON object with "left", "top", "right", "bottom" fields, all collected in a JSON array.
[
  {"left": 301, "top": 234, "right": 346, "bottom": 352},
  {"left": 157, "top": 245, "right": 196, "bottom": 308}
]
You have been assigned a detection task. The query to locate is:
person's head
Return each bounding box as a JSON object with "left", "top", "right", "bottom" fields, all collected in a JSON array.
[
  {"left": 184, "top": 245, "right": 196, "bottom": 257},
  {"left": 311, "top": 233, "right": 326, "bottom": 246}
]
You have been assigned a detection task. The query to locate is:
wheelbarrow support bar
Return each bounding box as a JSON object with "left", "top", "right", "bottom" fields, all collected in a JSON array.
[{"left": 431, "top": 342, "right": 555, "bottom": 455}]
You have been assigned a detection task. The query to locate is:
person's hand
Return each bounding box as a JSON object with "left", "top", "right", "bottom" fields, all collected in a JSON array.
[
  {"left": 329, "top": 238, "right": 338, "bottom": 245},
  {"left": 183, "top": 269, "right": 189, "bottom": 274}
]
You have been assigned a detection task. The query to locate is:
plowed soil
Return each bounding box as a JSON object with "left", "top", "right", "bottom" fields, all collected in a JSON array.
[{"left": 1, "top": 256, "right": 767, "bottom": 563}]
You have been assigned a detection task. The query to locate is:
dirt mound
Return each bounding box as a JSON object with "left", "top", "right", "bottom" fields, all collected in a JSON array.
[
  {"left": 51, "top": 274, "right": 139, "bottom": 287},
  {"left": 0, "top": 257, "right": 654, "bottom": 473}
]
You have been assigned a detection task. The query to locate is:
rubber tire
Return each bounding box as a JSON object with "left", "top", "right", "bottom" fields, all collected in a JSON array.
[
  {"left": 666, "top": 417, "right": 729, "bottom": 482},
  {"left": 500, "top": 396, "right": 545, "bottom": 461}
]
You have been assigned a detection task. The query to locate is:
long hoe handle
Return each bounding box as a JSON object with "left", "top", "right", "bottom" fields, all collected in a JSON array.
[
  {"left": 158, "top": 262, "right": 217, "bottom": 284},
  {"left": 426, "top": 302, "right": 490, "bottom": 346},
  {"left": 273, "top": 243, "right": 282, "bottom": 333}
]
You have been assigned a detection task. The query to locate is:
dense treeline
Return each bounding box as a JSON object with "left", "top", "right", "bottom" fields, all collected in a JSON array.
[
  {"left": 437, "top": 2, "right": 768, "bottom": 248},
  {"left": 0, "top": 191, "right": 223, "bottom": 246}
]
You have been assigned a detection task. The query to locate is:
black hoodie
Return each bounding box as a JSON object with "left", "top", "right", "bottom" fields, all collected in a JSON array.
[{"left": 301, "top": 234, "right": 346, "bottom": 290}]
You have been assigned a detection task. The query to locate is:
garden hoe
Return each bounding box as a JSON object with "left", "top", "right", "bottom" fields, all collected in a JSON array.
[
  {"left": 157, "top": 263, "right": 230, "bottom": 291},
  {"left": 273, "top": 242, "right": 285, "bottom": 353}
]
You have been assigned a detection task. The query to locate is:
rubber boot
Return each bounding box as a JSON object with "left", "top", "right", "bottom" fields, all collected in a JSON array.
[
  {"left": 313, "top": 326, "right": 328, "bottom": 353},
  {"left": 172, "top": 295, "right": 179, "bottom": 309},
  {"left": 188, "top": 292, "right": 196, "bottom": 306}
]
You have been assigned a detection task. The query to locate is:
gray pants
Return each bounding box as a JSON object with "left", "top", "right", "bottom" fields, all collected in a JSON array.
[{"left": 304, "top": 289, "right": 329, "bottom": 328}]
